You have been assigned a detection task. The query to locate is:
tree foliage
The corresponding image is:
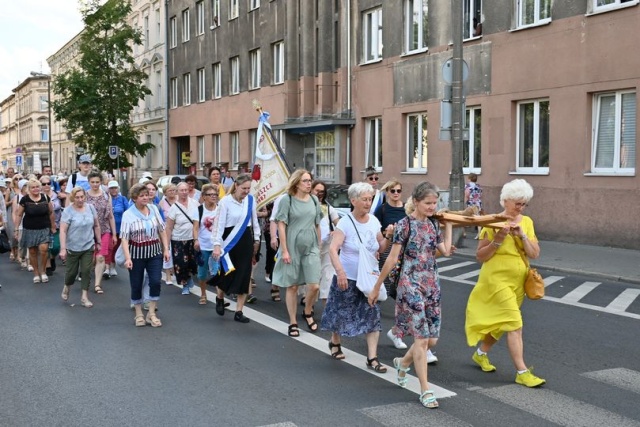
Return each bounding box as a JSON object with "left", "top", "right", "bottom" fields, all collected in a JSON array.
[{"left": 52, "top": 0, "right": 152, "bottom": 170}]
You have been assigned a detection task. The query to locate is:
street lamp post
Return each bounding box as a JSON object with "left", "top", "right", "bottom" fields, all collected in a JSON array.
[{"left": 30, "top": 72, "right": 53, "bottom": 172}]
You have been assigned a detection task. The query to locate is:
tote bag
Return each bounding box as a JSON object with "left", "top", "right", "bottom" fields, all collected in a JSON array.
[{"left": 347, "top": 215, "right": 388, "bottom": 301}]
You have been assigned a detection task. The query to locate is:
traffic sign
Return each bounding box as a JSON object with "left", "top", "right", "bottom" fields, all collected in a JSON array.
[
  {"left": 16, "top": 155, "right": 23, "bottom": 167},
  {"left": 108, "top": 146, "right": 119, "bottom": 160}
]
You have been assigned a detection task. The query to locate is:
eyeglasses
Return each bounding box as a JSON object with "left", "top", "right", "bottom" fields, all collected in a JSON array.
[
  {"left": 389, "top": 189, "right": 402, "bottom": 194},
  {"left": 514, "top": 202, "right": 528, "bottom": 208},
  {"left": 41, "top": 182, "right": 51, "bottom": 186},
  {"left": 368, "top": 176, "right": 379, "bottom": 181},
  {"left": 204, "top": 193, "right": 217, "bottom": 197}
]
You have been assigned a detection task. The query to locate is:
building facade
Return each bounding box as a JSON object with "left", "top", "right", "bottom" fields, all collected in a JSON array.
[{"left": 166, "top": 0, "right": 639, "bottom": 248}]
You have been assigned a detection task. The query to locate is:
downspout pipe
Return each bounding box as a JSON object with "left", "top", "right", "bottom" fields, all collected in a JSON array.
[
  {"left": 344, "top": 0, "right": 353, "bottom": 185},
  {"left": 164, "top": 0, "right": 170, "bottom": 175}
]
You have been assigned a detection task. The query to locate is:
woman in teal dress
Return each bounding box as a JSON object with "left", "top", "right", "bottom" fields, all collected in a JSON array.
[{"left": 272, "top": 169, "right": 323, "bottom": 337}]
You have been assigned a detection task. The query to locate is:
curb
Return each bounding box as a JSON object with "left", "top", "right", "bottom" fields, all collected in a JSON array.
[{"left": 453, "top": 250, "right": 640, "bottom": 286}]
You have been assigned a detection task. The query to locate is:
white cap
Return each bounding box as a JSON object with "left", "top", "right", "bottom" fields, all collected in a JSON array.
[
  {"left": 138, "top": 177, "right": 151, "bottom": 184},
  {"left": 108, "top": 180, "right": 119, "bottom": 188},
  {"left": 142, "top": 172, "right": 153, "bottom": 179},
  {"left": 0, "top": 180, "right": 6, "bottom": 188},
  {"left": 18, "top": 179, "right": 29, "bottom": 191}
]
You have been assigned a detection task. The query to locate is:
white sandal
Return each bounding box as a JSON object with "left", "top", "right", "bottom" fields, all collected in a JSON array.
[
  {"left": 33, "top": 276, "right": 41, "bottom": 283},
  {"left": 41, "top": 274, "right": 49, "bottom": 283}
]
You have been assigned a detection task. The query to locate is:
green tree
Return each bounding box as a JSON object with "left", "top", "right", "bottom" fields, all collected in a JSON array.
[{"left": 52, "top": 0, "right": 152, "bottom": 170}]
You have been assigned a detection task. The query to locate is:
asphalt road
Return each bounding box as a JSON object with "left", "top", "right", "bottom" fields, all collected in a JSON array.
[{"left": 1, "top": 254, "right": 640, "bottom": 427}]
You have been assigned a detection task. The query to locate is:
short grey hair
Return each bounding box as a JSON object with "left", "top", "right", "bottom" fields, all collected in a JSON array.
[
  {"left": 500, "top": 179, "right": 533, "bottom": 207},
  {"left": 412, "top": 181, "right": 439, "bottom": 203},
  {"left": 348, "top": 182, "right": 374, "bottom": 200}
]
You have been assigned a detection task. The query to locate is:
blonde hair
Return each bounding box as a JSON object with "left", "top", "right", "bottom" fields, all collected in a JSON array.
[
  {"left": 201, "top": 183, "right": 218, "bottom": 197},
  {"left": 162, "top": 183, "right": 177, "bottom": 195},
  {"left": 404, "top": 197, "right": 415, "bottom": 215},
  {"left": 381, "top": 179, "right": 402, "bottom": 193},
  {"left": 229, "top": 173, "right": 252, "bottom": 195},
  {"left": 286, "top": 169, "right": 311, "bottom": 196},
  {"left": 27, "top": 179, "right": 41, "bottom": 189},
  {"left": 69, "top": 186, "right": 86, "bottom": 203}
]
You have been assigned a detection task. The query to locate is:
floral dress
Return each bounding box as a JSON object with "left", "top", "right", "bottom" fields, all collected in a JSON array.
[{"left": 393, "top": 215, "right": 443, "bottom": 339}]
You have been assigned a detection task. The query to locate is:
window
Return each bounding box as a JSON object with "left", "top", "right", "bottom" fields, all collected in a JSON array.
[
  {"left": 183, "top": 73, "right": 191, "bottom": 105},
  {"left": 365, "top": 117, "right": 383, "bottom": 169},
  {"left": 516, "top": 99, "right": 549, "bottom": 172},
  {"left": 197, "top": 136, "right": 205, "bottom": 164},
  {"left": 249, "top": 49, "right": 261, "bottom": 89},
  {"left": 169, "top": 16, "right": 177, "bottom": 48},
  {"left": 211, "top": 0, "right": 220, "bottom": 28},
  {"left": 143, "top": 15, "right": 149, "bottom": 48},
  {"left": 170, "top": 77, "right": 178, "bottom": 108},
  {"left": 196, "top": 1, "right": 205, "bottom": 35},
  {"left": 39, "top": 124, "right": 49, "bottom": 142},
  {"left": 464, "top": 107, "right": 482, "bottom": 173},
  {"left": 592, "top": 0, "right": 638, "bottom": 13},
  {"left": 197, "top": 68, "right": 206, "bottom": 102},
  {"left": 273, "top": 41, "right": 284, "bottom": 84},
  {"left": 592, "top": 91, "right": 636, "bottom": 173},
  {"left": 363, "top": 8, "right": 383, "bottom": 63},
  {"left": 407, "top": 113, "right": 428, "bottom": 171},
  {"left": 250, "top": 0, "right": 260, "bottom": 10},
  {"left": 464, "top": 0, "right": 483, "bottom": 39},
  {"left": 212, "top": 63, "right": 222, "bottom": 98},
  {"left": 230, "top": 56, "right": 240, "bottom": 95},
  {"left": 315, "top": 132, "right": 337, "bottom": 182},
  {"left": 229, "top": 0, "right": 239, "bottom": 20},
  {"left": 516, "top": 0, "right": 551, "bottom": 28},
  {"left": 404, "top": 0, "right": 428, "bottom": 53},
  {"left": 181, "top": 8, "right": 190, "bottom": 42},
  {"left": 230, "top": 132, "right": 239, "bottom": 165},
  {"left": 213, "top": 134, "right": 221, "bottom": 163},
  {"left": 155, "top": 7, "right": 161, "bottom": 39},
  {"left": 145, "top": 135, "right": 153, "bottom": 168},
  {"left": 155, "top": 66, "right": 163, "bottom": 108},
  {"left": 39, "top": 95, "right": 48, "bottom": 111}
]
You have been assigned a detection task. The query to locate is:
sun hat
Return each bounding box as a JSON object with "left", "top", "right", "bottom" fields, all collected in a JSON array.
[
  {"left": 108, "top": 180, "right": 119, "bottom": 188},
  {"left": 78, "top": 154, "right": 92, "bottom": 163}
]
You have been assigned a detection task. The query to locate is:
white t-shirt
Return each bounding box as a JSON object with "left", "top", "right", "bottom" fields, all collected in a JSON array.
[
  {"left": 336, "top": 214, "right": 381, "bottom": 281},
  {"left": 198, "top": 205, "right": 218, "bottom": 251},
  {"left": 167, "top": 198, "right": 199, "bottom": 241}
]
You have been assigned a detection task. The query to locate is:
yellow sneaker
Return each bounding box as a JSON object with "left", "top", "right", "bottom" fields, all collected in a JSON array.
[
  {"left": 472, "top": 352, "right": 497, "bottom": 372},
  {"left": 515, "top": 369, "right": 546, "bottom": 387}
]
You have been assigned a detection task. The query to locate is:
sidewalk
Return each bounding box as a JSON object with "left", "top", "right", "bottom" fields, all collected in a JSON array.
[{"left": 455, "top": 235, "right": 640, "bottom": 285}]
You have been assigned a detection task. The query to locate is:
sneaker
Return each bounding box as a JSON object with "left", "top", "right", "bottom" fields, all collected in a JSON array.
[
  {"left": 102, "top": 271, "right": 110, "bottom": 280},
  {"left": 234, "top": 311, "right": 250, "bottom": 323},
  {"left": 77, "top": 275, "right": 81, "bottom": 282},
  {"left": 265, "top": 276, "right": 271, "bottom": 283},
  {"left": 472, "top": 352, "right": 497, "bottom": 372},
  {"left": 27, "top": 265, "right": 34, "bottom": 272},
  {"left": 427, "top": 349, "right": 439, "bottom": 364},
  {"left": 246, "top": 294, "right": 257, "bottom": 304},
  {"left": 181, "top": 285, "right": 190, "bottom": 295},
  {"left": 387, "top": 329, "right": 408, "bottom": 350},
  {"left": 109, "top": 267, "right": 118, "bottom": 276},
  {"left": 515, "top": 369, "right": 546, "bottom": 387},
  {"left": 165, "top": 276, "right": 174, "bottom": 285}
]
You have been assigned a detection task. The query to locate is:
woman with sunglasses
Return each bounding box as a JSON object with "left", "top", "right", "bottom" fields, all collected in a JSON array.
[
  {"left": 364, "top": 166, "right": 384, "bottom": 214},
  {"left": 40, "top": 175, "right": 62, "bottom": 276}
]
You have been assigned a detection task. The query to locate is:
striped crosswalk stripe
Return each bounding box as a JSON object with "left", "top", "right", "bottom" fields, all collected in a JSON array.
[
  {"left": 582, "top": 368, "right": 640, "bottom": 395},
  {"left": 606, "top": 289, "right": 640, "bottom": 312},
  {"left": 562, "top": 281, "right": 601, "bottom": 303},
  {"left": 361, "top": 402, "right": 473, "bottom": 427},
  {"left": 438, "top": 261, "right": 476, "bottom": 272},
  {"left": 451, "top": 269, "right": 481, "bottom": 281}
]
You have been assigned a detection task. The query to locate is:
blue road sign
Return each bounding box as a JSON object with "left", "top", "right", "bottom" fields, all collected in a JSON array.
[
  {"left": 15, "top": 155, "right": 23, "bottom": 167},
  {"left": 108, "top": 146, "right": 119, "bottom": 160}
]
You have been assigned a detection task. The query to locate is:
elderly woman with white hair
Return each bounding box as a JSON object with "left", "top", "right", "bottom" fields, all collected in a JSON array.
[
  {"left": 465, "top": 179, "right": 544, "bottom": 388},
  {"left": 320, "top": 182, "right": 392, "bottom": 373}
]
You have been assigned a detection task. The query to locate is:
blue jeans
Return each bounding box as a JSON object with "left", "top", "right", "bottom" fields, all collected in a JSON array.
[{"left": 129, "top": 254, "right": 162, "bottom": 305}]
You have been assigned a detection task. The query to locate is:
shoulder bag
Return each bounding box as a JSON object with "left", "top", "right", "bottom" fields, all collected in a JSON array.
[
  {"left": 346, "top": 215, "right": 387, "bottom": 301},
  {"left": 386, "top": 217, "right": 412, "bottom": 299},
  {"left": 516, "top": 240, "right": 544, "bottom": 300}
]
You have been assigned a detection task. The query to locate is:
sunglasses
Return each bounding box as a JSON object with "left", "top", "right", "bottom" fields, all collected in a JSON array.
[
  {"left": 389, "top": 189, "right": 402, "bottom": 194},
  {"left": 41, "top": 182, "right": 51, "bottom": 186},
  {"left": 368, "top": 176, "right": 379, "bottom": 181}
]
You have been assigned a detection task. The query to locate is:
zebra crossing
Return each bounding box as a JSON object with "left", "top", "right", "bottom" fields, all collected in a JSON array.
[{"left": 437, "top": 257, "right": 640, "bottom": 320}]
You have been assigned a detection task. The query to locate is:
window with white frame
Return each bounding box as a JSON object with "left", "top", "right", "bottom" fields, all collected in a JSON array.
[
  {"left": 213, "top": 134, "right": 221, "bottom": 163},
  {"left": 230, "top": 132, "right": 239, "bottom": 165},
  {"left": 230, "top": 56, "right": 240, "bottom": 94},
  {"left": 181, "top": 8, "right": 190, "bottom": 42},
  {"left": 155, "top": 66, "right": 163, "bottom": 108},
  {"left": 155, "top": 6, "right": 161, "bottom": 39},
  {"left": 211, "top": 0, "right": 220, "bottom": 28},
  {"left": 592, "top": 0, "right": 638, "bottom": 13},
  {"left": 169, "top": 16, "right": 177, "bottom": 47},
  {"left": 39, "top": 95, "right": 48, "bottom": 111},
  {"left": 516, "top": 0, "right": 551, "bottom": 28},
  {"left": 196, "top": 1, "right": 205, "bottom": 35},
  {"left": 183, "top": 73, "right": 191, "bottom": 105},
  {"left": 212, "top": 63, "right": 221, "bottom": 98},
  {"left": 316, "top": 132, "right": 337, "bottom": 182},
  {"left": 197, "top": 136, "right": 205, "bottom": 164},
  {"left": 404, "top": 0, "right": 428, "bottom": 53},
  {"left": 407, "top": 113, "right": 428, "bottom": 171},
  {"left": 39, "top": 124, "right": 49, "bottom": 142},
  {"left": 273, "top": 41, "right": 284, "bottom": 84},
  {"left": 229, "top": 0, "right": 239, "bottom": 20},
  {"left": 144, "top": 15, "right": 149, "bottom": 48},
  {"left": 197, "top": 68, "right": 206, "bottom": 102},
  {"left": 592, "top": 90, "right": 636, "bottom": 173},
  {"left": 145, "top": 135, "right": 153, "bottom": 168},
  {"left": 250, "top": 0, "right": 260, "bottom": 11},
  {"left": 170, "top": 77, "right": 178, "bottom": 108},
  {"left": 365, "top": 117, "right": 383, "bottom": 169},
  {"left": 249, "top": 49, "right": 261, "bottom": 89},
  {"left": 464, "top": 107, "right": 482, "bottom": 173},
  {"left": 516, "top": 99, "right": 549, "bottom": 172},
  {"left": 363, "top": 8, "right": 383, "bottom": 63},
  {"left": 249, "top": 129, "right": 257, "bottom": 161},
  {"left": 464, "top": 0, "right": 483, "bottom": 39}
]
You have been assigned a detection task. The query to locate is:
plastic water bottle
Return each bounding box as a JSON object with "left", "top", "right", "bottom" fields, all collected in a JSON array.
[{"left": 208, "top": 256, "right": 220, "bottom": 276}]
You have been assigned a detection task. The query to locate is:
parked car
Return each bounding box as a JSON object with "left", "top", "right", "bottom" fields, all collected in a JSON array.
[
  {"left": 325, "top": 184, "right": 351, "bottom": 217},
  {"left": 155, "top": 175, "right": 209, "bottom": 197}
]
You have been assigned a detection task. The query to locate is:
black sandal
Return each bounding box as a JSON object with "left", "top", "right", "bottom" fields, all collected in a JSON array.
[
  {"left": 288, "top": 324, "right": 300, "bottom": 337},
  {"left": 270, "top": 287, "right": 281, "bottom": 302},
  {"left": 301, "top": 312, "right": 318, "bottom": 333},
  {"left": 366, "top": 357, "right": 388, "bottom": 373},
  {"left": 328, "top": 341, "right": 345, "bottom": 359}
]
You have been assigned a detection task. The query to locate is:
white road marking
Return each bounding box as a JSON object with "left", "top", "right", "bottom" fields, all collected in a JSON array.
[
  {"left": 479, "top": 385, "right": 640, "bottom": 427},
  {"left": 257, "top": 423, "right": 298, "bottom": 427},
  {"left": 606, "top": 289, "right": 640, "bottom": 312},
  {"left": 542, "top": 296, "right": 640, "bottom": 320},
  {"left": 582, "top": 368, "right": 640, "bottom": 395},
  {"left": 451, "top": 269, "right": 481, "bottom": 281},
  {"left": 562, "top": 281, "right": 601, "bottom": 303},
  {"left": 543, "top": 275, "right": 563, "bottom": 287},
  {"left": 185, "top": 285, "right": 457, "bottom": 399},
  {"left": 361, "top": 402, "right": 473, "bottom": 426},
  {"left": 437, "top": 261, "right": 476, "bottom": 272}
]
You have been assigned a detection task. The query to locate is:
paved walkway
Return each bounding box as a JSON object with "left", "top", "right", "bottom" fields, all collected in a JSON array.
[{"left": 455, "top": 235, "right": 640, "bottom": 284}]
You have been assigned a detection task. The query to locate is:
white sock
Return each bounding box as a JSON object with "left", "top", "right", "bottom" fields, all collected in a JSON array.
[
  {"left": 476, "top": 348, "right": 487, "bottom": 356},
  {"left": 517, "top": 369, "right": 528, "bottom": 374}
]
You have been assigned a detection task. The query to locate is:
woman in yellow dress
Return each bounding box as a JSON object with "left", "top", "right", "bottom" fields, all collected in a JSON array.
[{"left": 465, "top": 179, "right": 545, "bottom": 388}]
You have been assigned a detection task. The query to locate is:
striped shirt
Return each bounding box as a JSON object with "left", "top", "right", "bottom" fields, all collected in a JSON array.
[{"left": 120, "top": 205, "right": 165, "bottom": 259}]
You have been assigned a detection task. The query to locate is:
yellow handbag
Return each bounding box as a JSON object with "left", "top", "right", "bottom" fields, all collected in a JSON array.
[{"left": 516, "top": 241, "right": 545, "bottom": 300}]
